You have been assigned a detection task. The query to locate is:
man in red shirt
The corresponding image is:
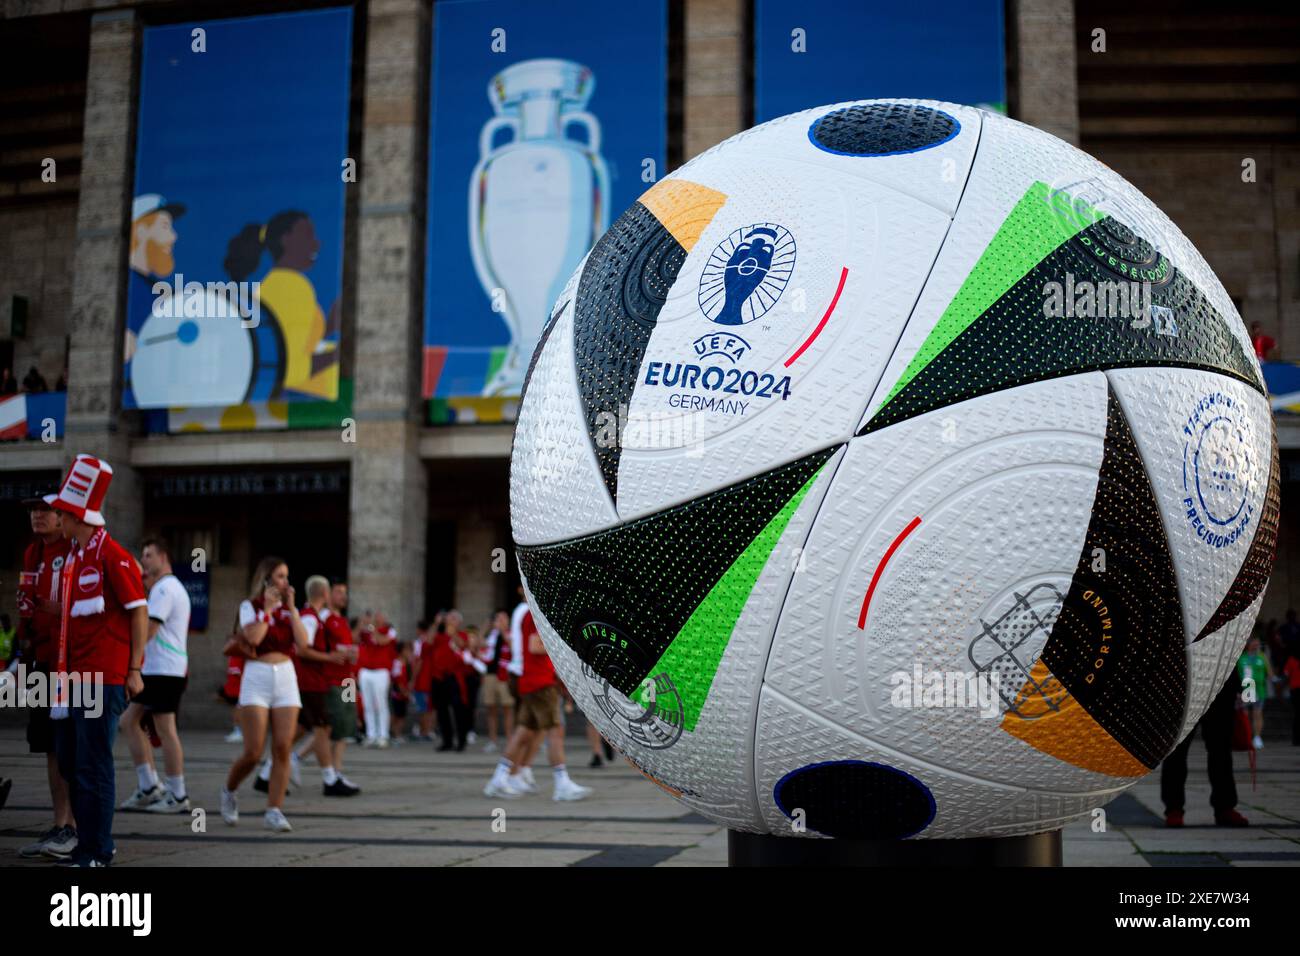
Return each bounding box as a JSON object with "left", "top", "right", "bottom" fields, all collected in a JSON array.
[
  {"left": 322, "top": 581, "right": 360, "bottom": 789},
  {"left": 294, "top": 575, "right": 358, "bottom": 796},
  {"left": 357, "top": 611, "right": 397, "bottom": 747},
  {"left": 49, "top": 454, "right": 148, "bottom": 867},
  {"left": 15, "top": 491, "right": 77, "bottom": 861},
  {"left": 483, "top": 604, "right": 590, "bottom": 801}
]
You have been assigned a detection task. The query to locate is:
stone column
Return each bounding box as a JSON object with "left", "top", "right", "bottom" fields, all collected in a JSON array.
[
  {"left": 453, "top": 511, "right": 501, "bottom": 629},
  {"left": 1011, "top": 0, "right": 1080, "bottom": 145},
  {"left": 1274, "top": 149, "right": 1300, "bottom": 359},
  {"left": 346, "top": 0, "right": 429, "bottom": 639},
  {"left": 684, "top": 0, "right": 745, "bottom": 161},
  {"left": 65, "top": 9, "right": 143, "bottom": 547}
]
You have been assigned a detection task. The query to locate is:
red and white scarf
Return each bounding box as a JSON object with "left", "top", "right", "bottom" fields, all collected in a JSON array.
[{"left": 52, "top": 528, "right": 107, "bottom": 714}]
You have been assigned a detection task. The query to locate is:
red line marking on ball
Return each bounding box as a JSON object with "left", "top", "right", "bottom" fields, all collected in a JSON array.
[
  {"left": 784, "top": 266, "right": 848, "bottom": 368},
  {"left": 857, "top": 515, "right": 922, "bottom": 630}
]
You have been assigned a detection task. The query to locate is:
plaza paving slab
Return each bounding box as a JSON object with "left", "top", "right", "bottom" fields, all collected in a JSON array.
[{"left": 0, "top": 722, "right": 1297, "bottom": 866}]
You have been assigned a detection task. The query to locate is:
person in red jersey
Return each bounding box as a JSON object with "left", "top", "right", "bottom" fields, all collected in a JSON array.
[
  {"left": 483, "top": 600, "right": 590, "bottom": 802},
  {"left": 291, "top": 575, "right": 357, "bottom": 796},
  {"left": 408, "top": 618, "right": 435, "bottom": 741},
  {"left": 321, "top": 581, "right": 360, "bottom": 789},
  {"left": 256, "top": 574, "right": 343, "bottom": 795},
  {"left": 432, "top": 610, "right": 473, "bottom": 751},
  {"left": 357, "top": 611, "right": 397, "bottom": 747},
  {"left": 49, "top": 455, "right": 149, "bottom": 867},
  {"left": 220, "top": 556, "right": 309, "bottom": 832},
  {"left": 15, "top": 490, "right": 77, "bottom": 861},
  {"left": 412, "top": 612, "right": 446, "bottom": 742},
  {"left": 220, "top": 654, "right": 245, "bottom": 743},
  {"left": 389, "top": 641, "right": 413, "bottom": 740}
]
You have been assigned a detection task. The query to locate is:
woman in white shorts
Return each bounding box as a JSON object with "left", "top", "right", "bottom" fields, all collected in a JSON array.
[{"left": 220, "top": 557, "right": 307, "bottom": 832}]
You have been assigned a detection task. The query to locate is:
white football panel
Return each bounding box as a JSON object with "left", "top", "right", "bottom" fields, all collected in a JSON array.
[
  {"left": 1106, "top": 366, "right": 1273, "bottom": 642},
  {"left": 765, "top": 373, "right": 1130, "bottom": 794},
  {"left": 510, "top": 300, "right": 621, "bottom": 545}
]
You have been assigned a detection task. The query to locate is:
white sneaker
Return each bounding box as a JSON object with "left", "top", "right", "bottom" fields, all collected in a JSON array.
[
  {"left": 466, "top": 731, "right": 477, "bottom": 745},
  {"left": 224, "top": 727, "right": 244, "bottom": 743},
  {"left": 362, "top": 738, "right": 377, "bottom": 748},
  {"left": 289, "top": 753, "right": 303, "bottom": 787},
  {"left": 482, "top": 740, "right": 498, "bottom": 753},
  {"left": 144, "top": 791, "right": 191, "bottom": 814},
  {"left": 377, "top": 737, "right": 390, "bottom": 749},
  {"left": 264, "top": 808, "right": 293, "bottom": 832},
  {"left": 119, "top": 785, "right": 164, "bottom": 811},
  {"left": 1253, "top": 735, "right": 1264, "bottom": 750},
  {"left": 220, "top": 788, "right": 238, "bottom": 826},
  {"left": 521, "top": 766, "right": 537, "bottom": 788},
  {"left": 553, "top": 779, "right": 593, "bottom": 802},
  {"left": 483, "top": 774, "right": 522, "bottom": 799},
  {"left": 508, "top": 772, "right": 537, "bottom": 795}
]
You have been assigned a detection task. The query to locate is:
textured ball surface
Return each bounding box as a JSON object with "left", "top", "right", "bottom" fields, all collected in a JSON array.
[{"left": 510, "top": 99, "right": 1278, "bottom": 839}]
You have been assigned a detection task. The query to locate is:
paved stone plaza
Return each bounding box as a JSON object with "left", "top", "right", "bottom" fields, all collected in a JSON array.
[{"left": 1, "top": 720, "right": 1298, "bottom": 867}]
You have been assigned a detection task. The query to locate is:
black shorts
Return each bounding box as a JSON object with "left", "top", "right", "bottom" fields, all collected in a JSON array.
[
  {"left": 299, "top": 690, "right": 329, "bottom": 729},
  {"left": 27, "top": 699, "right": 54, "bottom": 754},
  {"left": 326, "top": 685, "right": 357, "bottom": 742},
  {"left": 390, "top": 697, "right": 408, "bottom": 719},
  {"left": 135, "top": 674, "right": 187, "bottom": 714}
]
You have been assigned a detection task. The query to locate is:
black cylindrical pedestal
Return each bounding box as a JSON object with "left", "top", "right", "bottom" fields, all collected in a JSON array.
[{"left": 728, "top": 828, "right": 1062, "bottom": 866}]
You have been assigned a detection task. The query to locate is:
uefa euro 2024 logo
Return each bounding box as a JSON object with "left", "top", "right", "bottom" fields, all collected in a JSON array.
[{"left": 698, "top": 223, "right": 796, "bottom": 325}]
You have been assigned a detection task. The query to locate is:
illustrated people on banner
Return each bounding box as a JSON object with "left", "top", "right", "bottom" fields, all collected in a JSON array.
[
  {"left": 124, "top": 194, "right": 185, "bottom": 381},
  {"left": 225, "top": 210, "right": 341, "bottom": 401}
]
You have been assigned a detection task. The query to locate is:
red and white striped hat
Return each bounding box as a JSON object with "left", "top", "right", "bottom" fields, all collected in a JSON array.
[{"left": 51, "top": 454, "right": 114, "bottom": 526}]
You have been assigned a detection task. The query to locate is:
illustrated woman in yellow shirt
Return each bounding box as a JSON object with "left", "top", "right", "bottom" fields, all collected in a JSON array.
[{"left": 224, "top": 210, "right": 340, "bottom": 400}]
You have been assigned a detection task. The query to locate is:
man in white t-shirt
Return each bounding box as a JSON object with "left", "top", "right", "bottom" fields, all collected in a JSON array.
[{"left": 118, "top": 537, "right": 192, "bottom": 813}]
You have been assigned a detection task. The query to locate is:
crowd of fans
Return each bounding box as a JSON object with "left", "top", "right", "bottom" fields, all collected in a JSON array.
[{"left": 1, "top": 452, "right": 604, "bottom": 863}]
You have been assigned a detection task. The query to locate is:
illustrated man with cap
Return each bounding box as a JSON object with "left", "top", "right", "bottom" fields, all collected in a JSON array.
[
  {"left": 124, "top": 194, "right": 185, "bottom": 389},
  {"left": 13, "top": 488, "right": 77, "bottom": 860},
  {"left": 48, "top": 454, "right": 148, "bottom": 867}
]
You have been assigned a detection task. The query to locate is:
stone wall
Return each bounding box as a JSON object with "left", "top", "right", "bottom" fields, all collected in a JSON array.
[{"left": 1, "top": 204, "right": 76, "bottom": 388}]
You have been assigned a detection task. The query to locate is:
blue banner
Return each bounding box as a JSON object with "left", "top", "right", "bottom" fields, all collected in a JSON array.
[
  {"left": 174, "top": 566, "right": 210, "bottom": 633},
  {"left": 423, "top": 0, "right": 668, "bottom": 422},
  {"left": 754, "top": 0, "right": 1006, "bottom": 123},
  {"left": 124, "top": 9, "right": 352, "bottom": 411}
]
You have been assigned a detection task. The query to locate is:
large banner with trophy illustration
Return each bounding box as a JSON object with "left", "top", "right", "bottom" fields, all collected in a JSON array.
[
  {"left": 422, "top": 0, "right": 668, "bottom": 423},
  {"left": 754, "top": 0, "right": 1005, "bottom": 123},
  {"left": 123, "top": 9, "right": 351, "bottom": 414}
]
